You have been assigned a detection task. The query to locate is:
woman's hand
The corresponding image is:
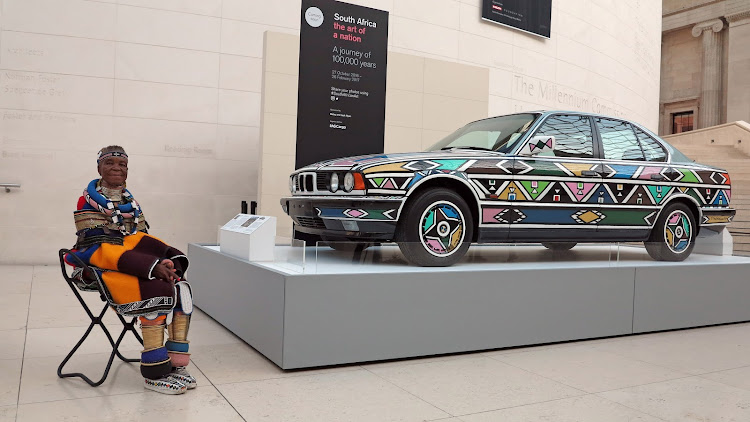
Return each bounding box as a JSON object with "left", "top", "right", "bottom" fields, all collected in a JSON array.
[
  {"left": 162, "top": 259, "right": 174, "bottom": 271},
  {"left": 153, "top": 259, "right": 179, "bottom": 282}
]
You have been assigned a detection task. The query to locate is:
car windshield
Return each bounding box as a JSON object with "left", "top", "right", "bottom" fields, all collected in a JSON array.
[{"left": 428, "top": 113, "right": 540, "bottom": 153}]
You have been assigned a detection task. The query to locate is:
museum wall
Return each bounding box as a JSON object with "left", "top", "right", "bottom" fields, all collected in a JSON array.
[
  {"left": 663, "top": 0, "right": 717, "bottom": 16},
  {"left": 259, "top": 32, "right": 490, "bottom": 236},
  {"left": 658, "top": 26, "right": 730, "bottom": 135},
  {"left": 0, "top": 0, "right": 662, "bottom": 264},
  {"left": 0, "top": 0, "right": 263, "bottom": 264},
  {"left": 726, "top": 15, "right": 750, "bottom": 123},
  {"left": 659, "top": 0, "right": 750, "bottom": 134},
  {"left": 660, "top": 28, "right": 702, "bottom": 109},
  {"left": 658, "top": 27, "right": 702, "bottom": 135},
  {"left": 258, "top": 0, "right": 663, "bottom": 236}
]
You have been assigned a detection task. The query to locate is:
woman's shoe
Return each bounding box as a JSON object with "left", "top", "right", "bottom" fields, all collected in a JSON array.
[
  {"left": 168, "top": 366, "right": 197, "bottom": 390},
  {"left": 144, "top": 376, "right": 187, "bottom": 394}
]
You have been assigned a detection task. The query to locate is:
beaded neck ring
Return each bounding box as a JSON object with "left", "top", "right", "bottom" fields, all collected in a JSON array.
[{"left": 83, "top": 179, "right": 141, "bottom": 235}]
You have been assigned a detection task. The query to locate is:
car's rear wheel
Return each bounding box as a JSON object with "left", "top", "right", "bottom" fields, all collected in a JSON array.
[
  {"left": 396, "top": 189, "right": 473, "bottom": 266},
  {"left": 541, "top": 242, "right": 576, "bottom": 251},
  {"left": 645, "top": 202, "right": 696, "bottom": 261}
]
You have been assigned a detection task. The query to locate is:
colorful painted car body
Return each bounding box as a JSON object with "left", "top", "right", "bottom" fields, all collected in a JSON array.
[{"left": 281, "top": 111, "right": 735, "bottom": 266}]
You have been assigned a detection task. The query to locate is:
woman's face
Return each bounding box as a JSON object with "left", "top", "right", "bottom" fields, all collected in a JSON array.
[{"left": 98, "top": 156, "right": 128, "bottom": 188}]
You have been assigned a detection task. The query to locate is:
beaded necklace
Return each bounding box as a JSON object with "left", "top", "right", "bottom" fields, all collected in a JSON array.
[{"left": 83, "top": 179, "right": 142, "bottom": 235}]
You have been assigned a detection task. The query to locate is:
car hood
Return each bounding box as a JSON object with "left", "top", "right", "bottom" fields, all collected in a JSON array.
[{"left": 296, "top": 149, "right": 503, "bottom": 172}]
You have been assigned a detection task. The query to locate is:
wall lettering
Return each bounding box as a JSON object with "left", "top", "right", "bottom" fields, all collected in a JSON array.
[
  {"left": 2, "top": 111, "right": 77, "bottom": 123},
  {"left": 1, "top": 150, "right": 53, "bottom": 159},
  {"left": 513, "top": 74, "right": 628, "bottom": 118},
  {"left": 163, "top": 144, "right": 215, "bottom": 157},
  {"left": 2, "top": 72, "right": 66, "bottom": 98},
  {"left": 6, "top": 47, "right": 45, "bottom": 57}
]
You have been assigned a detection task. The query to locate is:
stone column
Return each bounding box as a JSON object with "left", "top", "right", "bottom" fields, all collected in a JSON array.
[
  {"left": 692, "top": 19, "right": 725, "bottom": 128},
  {"left": 726, "top": 10, "right": 750, "bottom": 122}
]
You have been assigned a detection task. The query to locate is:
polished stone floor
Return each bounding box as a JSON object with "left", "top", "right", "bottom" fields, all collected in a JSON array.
[{"left": 3, "top": 264, "right": 750, "bottom": 421}]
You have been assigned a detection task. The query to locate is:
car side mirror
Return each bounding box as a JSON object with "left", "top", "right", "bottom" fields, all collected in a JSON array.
[{"left": 519, "top": 135, "right": 555, "bottom": 156}]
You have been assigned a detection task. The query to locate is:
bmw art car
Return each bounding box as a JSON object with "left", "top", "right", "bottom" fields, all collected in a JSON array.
[{"left": 281, "top": 111, "right": 735, "bottom": 266}]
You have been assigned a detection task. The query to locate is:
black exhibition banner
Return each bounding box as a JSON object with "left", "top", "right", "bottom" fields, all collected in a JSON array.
[
  {"left": 481, "top": 0, "right": 552, "bottom": 39},
  {"left": 296, "top": 0, "right": 388, "bottom": 169}
]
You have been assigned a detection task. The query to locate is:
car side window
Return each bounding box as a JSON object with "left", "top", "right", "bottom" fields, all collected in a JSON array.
[
  {"left": 534, "top": 115, "right": 594, "bottom": 158},
  {"left": 596, "top": 118, "right": 644, "bottom": 161},
  {"left": 634, "top": 127, "right": 667, "bottom": 162}
]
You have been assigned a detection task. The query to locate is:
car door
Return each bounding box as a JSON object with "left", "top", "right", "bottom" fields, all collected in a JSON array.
[
  {"left": 595, "top": 117, "right": 667, "bottom": 240},
  {"left": 508, "top": 114, "right": 604, "bottom": 242}
]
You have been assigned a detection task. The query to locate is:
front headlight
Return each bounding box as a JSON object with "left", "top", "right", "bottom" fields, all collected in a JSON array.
[
  {"left": 329, "top": 173, "right": 339, "bottom": 192},
  {"left": 343, "top": 172, "right": 355, "bottom": 192},
  {"left": 289, "top": 176, "right": 295, "bottom": 193}
]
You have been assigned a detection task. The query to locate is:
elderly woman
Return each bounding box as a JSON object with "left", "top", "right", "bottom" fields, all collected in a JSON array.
[{"left": 67, "top": 145, "right": 195, "bottom": 395}]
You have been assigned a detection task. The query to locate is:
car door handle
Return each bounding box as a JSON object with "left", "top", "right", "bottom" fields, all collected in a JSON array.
[
  {"left": 581, "top": 170, "right": 599, "bottom": 177},
  {"left": 651, "top": 174, "right": 665, "bottom": 181}
]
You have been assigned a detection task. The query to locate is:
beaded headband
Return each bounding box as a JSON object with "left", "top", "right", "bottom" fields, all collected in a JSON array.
[{"left": 97, "top": 150, "right": 128, "bottom": 164}]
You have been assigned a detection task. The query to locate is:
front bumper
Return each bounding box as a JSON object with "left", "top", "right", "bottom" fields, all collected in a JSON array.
[{"left": 280, "top": 196, "right": 405, "bottom": 240}]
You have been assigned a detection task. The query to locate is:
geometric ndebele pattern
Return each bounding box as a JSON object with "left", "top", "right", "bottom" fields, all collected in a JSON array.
[{"left": 310, "top": 152, "right": 733, "bottom": 230}]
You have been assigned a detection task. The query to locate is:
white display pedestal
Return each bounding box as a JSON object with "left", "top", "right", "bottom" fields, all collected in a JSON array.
[
  {"left": 219, "top": 214, "right": 276, "bottom": 262},
  {"left": 694, "top": 228, "right": 734, "bottom": 256},
  {"left": 188, "top": 243, "right": 750, "bottom": 369}
]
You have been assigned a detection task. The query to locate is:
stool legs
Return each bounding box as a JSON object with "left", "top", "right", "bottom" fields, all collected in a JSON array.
[
  {"left": 57, "top": 248, "right": 142, "bottom": 387},
  {"left": 57, "top": 301, "right": 142, "bottom": 387},
  {"left": 114, "top": 312, "right": 142, "bottom": 363}
]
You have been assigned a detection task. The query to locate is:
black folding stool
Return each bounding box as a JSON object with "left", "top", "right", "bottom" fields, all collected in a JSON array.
[{"left": 57, "top": 249, "right": 144, "bottom": 387}]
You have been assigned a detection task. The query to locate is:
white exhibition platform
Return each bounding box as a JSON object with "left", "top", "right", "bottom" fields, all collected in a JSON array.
[{"left": 187, "top": 242, "right": 750, "bottom": 369}]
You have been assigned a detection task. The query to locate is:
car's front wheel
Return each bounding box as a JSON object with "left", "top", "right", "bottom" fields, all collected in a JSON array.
[
  {"left": 645, "top": 202, "right": 696, "bottom": 261},
  {"left": 396, "top": 189, "right": 473, "bottom": 266}
]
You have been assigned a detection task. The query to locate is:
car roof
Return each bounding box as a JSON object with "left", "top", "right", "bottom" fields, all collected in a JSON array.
[
  {"left": 473, "top": 110, "right": 629, "bottom": 123},
  {"left": 464, "top": 110, "right": 682, "bottom": 163}
]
